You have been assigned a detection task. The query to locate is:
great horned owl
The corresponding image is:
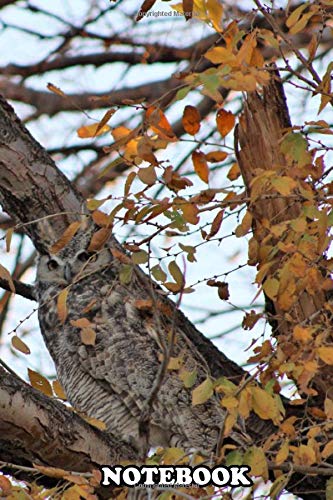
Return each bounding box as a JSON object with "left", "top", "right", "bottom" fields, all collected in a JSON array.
[{"left": 36, "top": 224, "right": 249, "bottom": 455}]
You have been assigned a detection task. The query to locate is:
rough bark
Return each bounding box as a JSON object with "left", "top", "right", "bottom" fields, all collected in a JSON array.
[
  {"left": 0, "top": 366, "right": 137, "bottom": 471},
  {"left": 235, "top": 73, "right": 333, "bottom": 402}
]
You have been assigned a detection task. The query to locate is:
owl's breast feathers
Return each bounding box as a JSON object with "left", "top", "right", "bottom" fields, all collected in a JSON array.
[{"left": 37, "top": 267, "right": 251, "bottom": 453}]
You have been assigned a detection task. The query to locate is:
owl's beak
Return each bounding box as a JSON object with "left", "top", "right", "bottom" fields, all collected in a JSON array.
[{"left": 64, "top": 263, "right": 72, "bottom": 282}]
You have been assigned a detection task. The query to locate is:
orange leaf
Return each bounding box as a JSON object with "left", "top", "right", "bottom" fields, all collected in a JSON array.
[
  {"left": 182, "top": 105, "right": 201, "bottom": 135},
  {"left": 205, "top": 151, "right": 227, "bottom": 163},
  {"left": 317, "top": 347, "right": 333, "bottom": 365},
  {"left": 216, "top": 109, "right": 235, "bottom": 137},
  {"left": 47, "top": 83, "right": 65, "bottom": 97},
  {"left": 227, "top": 162, "right": 241, "bottom": 181},
  {"left": 146, "top": 106, "right": 176, "bottom": 141},
  {"left": 50, "top": 221, "right": 81, "bottom": 254},
  {"left": 77, "top": 123, "right": 110, "bottom": 138},
  {"left": 192, "top": 151, "right": 209, "bottom": 183},
  {"left": 57, "top": 289, "right": 69, "bottom": 324}
]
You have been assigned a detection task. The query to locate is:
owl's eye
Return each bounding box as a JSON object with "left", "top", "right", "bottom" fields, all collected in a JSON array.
[
  {"left": 77, "top": 251, "right": 97, "bottom": 263},
  {"left": 47, "top": 259, "right": 59, "bottom": 271}
]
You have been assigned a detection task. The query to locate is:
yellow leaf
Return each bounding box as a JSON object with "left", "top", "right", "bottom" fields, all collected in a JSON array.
[
  {"left": 205, "top": 0, "right": 223, "bottom": 32},
  {"left": 47, "top": 83, "right": 65, "bottom": 97},
  {"left": 84, "top": 416, "right": 107, "bottom": 431},
  {"left": 0, "top": 264, "right": 15, "bottom": 293},
  {"left": 11, "top": 335, "right": 30, "bottom": 355},
  {"left": 286, "top": 2, "right": 309, "bottom": 28},
  {"left": 216, "top": 109, "right": 235, "bottom": 137},
  {"left": 192, "top": 150, "right": 209, "bottom": 183},
  {"left": 269, "top": 474, "right": 289, "bottom": 500},
  {"left": 293, "top": 444, "right": 316, "bottom": 466},
  {"left": 244, "top": 446, "right": 268, "bottom": 480},
  {"left": 276, "top": 440, "right": 289, "bottom": 465},
  {"left": 168, "top": 260, "right": 184, "bottom": 286},
  {"left": 166, "top": 357, "right": 183, "bottom": 370},
  {"left": 325, "top": 398, "right": 333, "bottom": 419},
  {"left": 182, "top": 105, "right": 201, "bottom": 135},
  {"left": 271, "top": 176, "right": 297, "bottom": 196},
  {"left": 57, "top": 289, "right": 69, "bottom": 324},
  {"left": 52, "top": 380, "right": 67, "bottom": 400},
  {"left": 262, "top": 277, "right": 279, "bottom": 300},
  {"left": 221, "top": 396, "right": 238, "bottom": 409},
  {"left": 235, "top": 210, "right": 252, "bottom": 237},
  {"left": 317, "top": 347, "right": 333, "bottom": 365},
  {"left": 251, "top": 386, "right": 281, "bottom": 423},
  {"left": 293, "top": 325, "right": 313, "bottom": 344},
  {"left": 322, "top": 440, "right": 333, "bottom": 459},
  {"left": 49, "top": 221, "right": 81, "bottom": 254},
  {"left": 28, "top": 368, "right": 53, "bottom": 397},
  {"left": 77, "top": 123, "right": 110, "bottom": 138},
  {"left": 192, "top": 377, "right": 213, "bottom": 405},
  {"left": 179, "top": 368, "right": 197, "bottom": 388}
]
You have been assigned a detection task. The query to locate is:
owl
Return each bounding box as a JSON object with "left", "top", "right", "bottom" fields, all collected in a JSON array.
[{"left": 36, "top": 224, "right": 250, "bottom": 456}]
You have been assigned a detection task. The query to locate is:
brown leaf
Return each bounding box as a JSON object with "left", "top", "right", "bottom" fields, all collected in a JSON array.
[
  {"left": 11, "top": 335, "right": 30, "bottom": 355},
  {"left": 92, "top": 210, "right": 111, "bottom": 227},
  {"left": 0, "top": 264, "right": 15, "bottom": 292},
  {"left": 181, "top": 202, "right": 199, "bottom": 225},
  {"left": 111, "top": 248, "right": 131, "bottom": 264},
  {"left": 136, "top": 0, "right": 157, "bottom": 21},
  {"left": 137, "top": 165, "right": 157, "bottom": 186},
  {"left": 216, "top": 109, "right": 235, "bottom": 137},
  {"left": 192, "top": 151, "right": 209, "bottom": 183},
  {"left": 218, "top": 282, "right": 229, "bottom": 300},
  {"left": 183, "top": 0, "right": 194, "bottom": 20},
  {"left": 5, "top": 227, "right": 14, "bottom": 252},
  {"left": 88, "top": 227, "right": 111, "bottom": 252},
  {"left": 182, "top": 105, "right": 201, "bottom": 135},
  {"left": 134, "top": 299, "right": 153, "bottom": 310},
  {"left": 80, "top": 328, "right": 96, "bottom": 346},
  {"left": 28, "top": 368, "right": 53, "bottom": 397},
  {"left": 50, "top": 221, "right": 81, "bottom": 254},
  {"left": 57, "top": 289, "right": 69, "bottom": 324},
  {"left": 207, "top": 209, "right": 224, "bottom": 239},
  {"left": 95, "top": 108, "right": 117, "bottom": 136}
]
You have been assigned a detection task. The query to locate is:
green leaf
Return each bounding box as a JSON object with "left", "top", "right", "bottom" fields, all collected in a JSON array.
[
  {"left": 192, "top": 377, "right": 213, "bottom": 405},
  {"left": 131, "top": 250, "right": 149, "bottom": 265},
  {"left": 151, "top": 265, "right": 167, "bottom": 282},
  {"left": 119, "top": 264, "right": 133, "bottom": 284}
]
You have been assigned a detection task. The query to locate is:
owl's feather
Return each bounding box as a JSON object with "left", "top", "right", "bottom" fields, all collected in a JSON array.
[{"left": 36, "top": 228, "right": 250, "bottom": 455}]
